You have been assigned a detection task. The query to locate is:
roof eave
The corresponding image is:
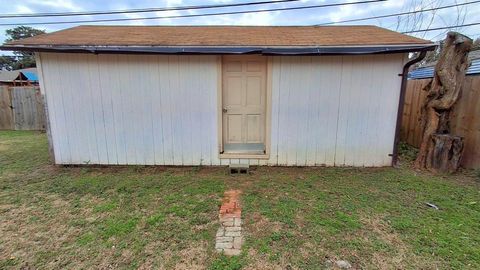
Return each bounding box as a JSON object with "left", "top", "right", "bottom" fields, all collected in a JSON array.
[{"left": 0, "top": 44, "right": 436, "bottom": 55}]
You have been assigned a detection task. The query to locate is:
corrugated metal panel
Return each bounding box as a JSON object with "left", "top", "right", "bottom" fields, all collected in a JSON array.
[
  {"left": 38, "top": 53, "right": 404, "bottom": 166},
  {"left": 469, "top": 58, "right": 480, "bottom": 74},
  {"left": 409, "top": 58, "right": 480, "bottom": 79}
]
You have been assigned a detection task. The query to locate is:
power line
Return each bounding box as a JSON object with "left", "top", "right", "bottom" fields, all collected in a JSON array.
[
  {"left": 316, "top": 0, "right": 480, "bottom": 25},
  {"left": 0, "top": 0, "right": 386, "bottom": 26},
  {"left": 402, "top": 22, "right": 480, "bottom": 33},
  {"left": 431, "top": 30, "right": 450, "bottom": 41},
  {"left": 0, "top": 0, "right": 300, "bottom": 18}
]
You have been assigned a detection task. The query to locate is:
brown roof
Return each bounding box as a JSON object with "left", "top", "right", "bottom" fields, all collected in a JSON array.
[{"left": 6, "top": 25, "right": 432, "bottom": 47}]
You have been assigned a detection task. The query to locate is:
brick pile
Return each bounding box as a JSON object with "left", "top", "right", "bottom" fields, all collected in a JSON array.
[{"left": 215, "top": 190, "right": 243, "bottom": 256}]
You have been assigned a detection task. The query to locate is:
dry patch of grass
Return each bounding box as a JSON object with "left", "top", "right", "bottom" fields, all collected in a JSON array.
[
  {"left": 1, "top": 194, "right": 83, "bottom": 267},
  {"left": 362, "top": 216, "right": 409, "bottom": 268},
  {"left": 358, "top": 215, "right": 441, "bottom": 269},
  {"left": 163, "top": 243, "right": 211, "bottom": 270}
]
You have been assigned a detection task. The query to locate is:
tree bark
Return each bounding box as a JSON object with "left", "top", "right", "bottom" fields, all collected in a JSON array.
[
  {"left": 414, "top": 32, "right": 472, "bottom": 172},
  {"left": 426, "top": 134, "right": 464, "bottom": 173}
]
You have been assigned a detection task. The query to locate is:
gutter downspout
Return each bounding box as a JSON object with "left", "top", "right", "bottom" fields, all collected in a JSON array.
[{"left": 391, "top": 50, "right": 428, "bottom": 166}]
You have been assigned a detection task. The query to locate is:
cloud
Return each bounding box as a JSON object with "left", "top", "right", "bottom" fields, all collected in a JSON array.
[
  {"left": 203, "top": 11, "right": 279, "bottom": 25},
  {"left": 327, "top": 0, "right": 405, "bottom": 23},
  {"left": 15, "top": 5, "right": 35, "bottom": 14},
  {"left": 26, "top": 0, "right": 84, "bottom": 11},
  {"left": 166, "top": 0, "right": 184, "bottom": 6}
]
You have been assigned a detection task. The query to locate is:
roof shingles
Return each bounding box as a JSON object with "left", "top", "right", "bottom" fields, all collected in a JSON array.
[{"left": 6, "top": 25, "right": 432, "bottom": 47}]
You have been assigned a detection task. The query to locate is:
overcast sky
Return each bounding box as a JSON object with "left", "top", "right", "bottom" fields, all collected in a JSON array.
[{"left": 0, "top": 0, "right": 478, "bottom": 46}]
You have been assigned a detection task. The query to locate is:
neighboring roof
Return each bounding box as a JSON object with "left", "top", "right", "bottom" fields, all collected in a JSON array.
[
  {"left": 409, "top": 58, "right": 480, "bottom": 79},
  {"left": 1, "top": 25, "right": 435, "bottom": 55},
  {"left": 469, "top": 50, "right": 480, "bottom": 60},
  {"left": 0, "top": 70, "right": 21, "bottom": 82},
  {"left": 18, "top": 68, "right": 38, "bottom": 81},
  {"left": 421, "top": 49, "right": 480, "bottom": 68},
  {"left": 0, "top": 68, "right": 38, "bottom": 82}
]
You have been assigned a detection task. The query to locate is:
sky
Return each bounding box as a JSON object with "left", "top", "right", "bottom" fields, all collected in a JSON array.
[{"left": 0, "top": 0, "right": 478, "bottom": 49}]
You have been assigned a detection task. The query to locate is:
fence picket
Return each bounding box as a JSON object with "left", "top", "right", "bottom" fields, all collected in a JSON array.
[
  {"left": 0, "top": 86, "right": 13, "bottom": 130},
  {"left": 0, "top": 86, "right": 45, "bottom": 131}
]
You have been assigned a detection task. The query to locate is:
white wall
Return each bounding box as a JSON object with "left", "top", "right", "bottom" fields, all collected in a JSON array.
[
  {"left": 38, "top": 52, "right": 405, "bottom": 166},
  {"left": 269, "top": 54, "right": 405, "bottom": 166}
]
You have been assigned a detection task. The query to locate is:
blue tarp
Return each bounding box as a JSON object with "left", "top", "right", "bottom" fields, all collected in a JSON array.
[{"left": 21, "top": 70, "right": 38, "bottom": 81}]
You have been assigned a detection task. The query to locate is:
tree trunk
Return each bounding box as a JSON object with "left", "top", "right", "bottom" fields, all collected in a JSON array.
[
  {"left": 414, "top": 32, "right": 472, "bottom": 172},
  {"left": 426, "top": 134, "right": 464, "bottom": 173}
]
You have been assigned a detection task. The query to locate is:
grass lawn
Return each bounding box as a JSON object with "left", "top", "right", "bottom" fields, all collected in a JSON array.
[{"left": 1, "top": 131, "right": 479, "bottom": 269}]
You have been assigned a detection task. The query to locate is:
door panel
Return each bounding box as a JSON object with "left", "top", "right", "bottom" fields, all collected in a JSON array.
[
  {"left": 222, "top": 55, "right": 267, "bottom": 151},
  {"left": 226, "top": 61, "right": 242, "bottom": 72},
  {"left": 225, "top": 76, "right": 243, "bottom": 106},
  {"left": 226, "top": 114, "right": 243, "bottom": 143},
  {"left": 246, "top": 76, "right": 262, "bottom": 106},
  {"left": 246, "top": 114, "right": 262, "bottom": 143},
  {"left": 246, "top": 61, "right": 262, "bottom": 72}
]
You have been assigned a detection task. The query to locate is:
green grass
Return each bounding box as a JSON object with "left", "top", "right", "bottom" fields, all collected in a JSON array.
[{"left": 0, "top": 131, "right": 479, "bottom": 269}]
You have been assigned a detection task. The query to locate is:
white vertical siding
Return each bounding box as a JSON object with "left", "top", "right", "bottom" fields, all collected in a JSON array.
[
  {"left": 39, "top": 53, "right": 220, "bottom": 165},
  {"left": 38, "top": 53, "right": 404, "bottom": 166},
  {"left": 267, "top": 54, "right": 405, "bottom": 166}
]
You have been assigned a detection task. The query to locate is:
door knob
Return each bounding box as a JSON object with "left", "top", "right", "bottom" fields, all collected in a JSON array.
[{"left": 222, "top": 108, "right": 228, "bottom": 113}]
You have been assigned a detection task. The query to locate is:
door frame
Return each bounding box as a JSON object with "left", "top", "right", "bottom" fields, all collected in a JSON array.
[{"left": 217, "top": 55, "right": 272, "bottom": 159}]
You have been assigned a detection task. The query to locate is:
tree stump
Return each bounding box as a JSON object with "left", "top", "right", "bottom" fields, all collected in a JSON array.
[
  {"left": 426, "top": 134, "right": 464, "bottom": 173},
  {"left": 414, "top": 32, "right": 472, "bottom": 172}
]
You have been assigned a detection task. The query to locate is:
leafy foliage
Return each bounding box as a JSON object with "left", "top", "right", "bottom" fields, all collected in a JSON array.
[
  {"left": 1, "top": 26, "right": 46, "bottom": 70},
  {"left": 5, "top": 26, "right": 46, "bottom": 45}
]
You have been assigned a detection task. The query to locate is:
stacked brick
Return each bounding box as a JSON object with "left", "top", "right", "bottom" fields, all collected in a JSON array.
[{"left": 215, "top": 190, "right": 243, "bottom": 256}]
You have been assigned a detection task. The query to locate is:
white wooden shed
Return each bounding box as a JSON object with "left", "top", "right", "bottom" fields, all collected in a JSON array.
[{"left": 2, "top": 26, "right": 435, "bottom": 166}]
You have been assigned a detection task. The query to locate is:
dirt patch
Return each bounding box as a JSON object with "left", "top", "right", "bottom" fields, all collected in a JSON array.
[
  {"left": 362, "top": 216, "right": 408, "bottom": 268},
  {"left": 243, "top": 249, "right": 285, "bottom": 270},
  {"left": 137, "top": 259, "right": 155, "bottom": 270},
  {"left": 0, "top": 192, "right": 118, "bottom": 269},
  {"left": 0, "top": 142, "right": 10, "bottom": 152},
  {"left": 0, "top": 195, "right": 81, "bottom": 267},
  {"left": 247, "top": 213, "right": 283, "bottom": 236},
  {"left": 361, "top": 215, "right": 441, "bottom": 269},
  {"left": 242, "top": 213, "right": 297, "bottom": 269},
  {"left": 161, "top": 242, "right": 209, "bottom": 270}
]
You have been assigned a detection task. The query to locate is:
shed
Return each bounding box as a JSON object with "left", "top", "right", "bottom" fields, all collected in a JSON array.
[{"left": 1, "top": 25, "right": 435, "bottom": 166}]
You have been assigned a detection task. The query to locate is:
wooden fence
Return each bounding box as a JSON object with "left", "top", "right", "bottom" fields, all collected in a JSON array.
[
  {"left": 401, "top": 76, "right": 480, "bottom": 169},
  {"left": 0, "top": 86, "right": 46, "bottom": 131}
]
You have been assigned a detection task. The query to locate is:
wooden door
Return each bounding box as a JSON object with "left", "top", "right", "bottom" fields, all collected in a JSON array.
[{"left": 222, "top": 55, "right": 267, "bottom": 151}]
